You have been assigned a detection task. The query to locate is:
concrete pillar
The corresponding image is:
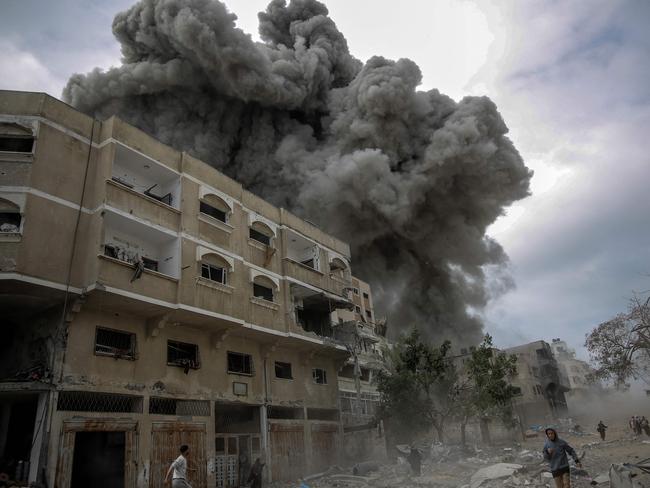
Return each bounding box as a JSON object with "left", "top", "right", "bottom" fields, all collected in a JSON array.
[
  {"left": 0, "top": 401, "right": 11, "bottom": 458},
  {"left": 259, "top": 405, "right": 269, "bottom": 481},
  {"left": 29, "top": 393, "right": 49, "bottom": 483}
]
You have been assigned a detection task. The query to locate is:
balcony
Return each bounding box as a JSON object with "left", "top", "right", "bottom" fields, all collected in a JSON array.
[
  {"left": 106, "top": 179, "right": 180, "bottom": 232},
  {"left": 111, "top": 143, "right": 181, "bottom": 209},
  {"left": 99, "top": 209, "right": 180, "bottom": 303}
]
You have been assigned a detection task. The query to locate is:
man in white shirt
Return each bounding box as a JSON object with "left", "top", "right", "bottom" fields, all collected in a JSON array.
[{"left": 165, "top": 445, "right": 192, "bottom": 488}]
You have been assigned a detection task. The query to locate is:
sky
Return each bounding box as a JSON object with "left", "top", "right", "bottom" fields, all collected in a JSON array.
[{"left": 1, "top": 0, "right": 649, "bottom": 360}]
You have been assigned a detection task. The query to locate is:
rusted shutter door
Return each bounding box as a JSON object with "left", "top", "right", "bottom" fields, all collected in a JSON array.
[
  {"left": 310, "top": 424, "right": 338, "bottom": 474},
  {"left": 269, "top": 423, "right": 305, "bottom": 481},
  {"left": 150, "top": 422, "right": 207, "bottom": 488}
]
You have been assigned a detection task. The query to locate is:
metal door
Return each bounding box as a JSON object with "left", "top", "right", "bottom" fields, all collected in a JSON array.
[
  {"left": 150, "top": 422, "right": 206, "bottom": 488},
  {"left": 269, "top": 423, "right": 305, "bottom": 481},
  {"left": 310, "top": 424, "right": 338, "bottom": 474}
]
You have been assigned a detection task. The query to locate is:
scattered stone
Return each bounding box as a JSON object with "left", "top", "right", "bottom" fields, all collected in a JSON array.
[{"left": 470, "top": 463, "right": 523, "bottom": 488}]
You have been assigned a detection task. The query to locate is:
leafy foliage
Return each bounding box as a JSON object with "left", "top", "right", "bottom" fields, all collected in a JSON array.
[
  {"left": 586, "top": 295, "right": 650, "bottom": 387},
  {"left": 375, "top": 328, "right": 457, "bottom": 441}
]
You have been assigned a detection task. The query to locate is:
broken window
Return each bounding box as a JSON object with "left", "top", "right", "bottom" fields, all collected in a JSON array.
[
  {"left": 94, "top": 327, "right": 136, "bottom": 359},
  {"left": 0, "top": 135, "right": 34, "bottom": 153},
  {"left": 167, "top": 340, "right": 200, "bottom": 371},
  {"left": 274, "top": 361, "right": 292, "bottom": 379},
  {"left": 312, "top": 368, "right": 327, "bottom": 385},
  {"left": 365, "top": 310, "right": 372, "bottom": 320},
  {"left": 141, "top": 256, "right": 158, "bottom": 272},
  {"left": 355, "top": 306, "right": 361, "bottom": 313},
  {"left": 200, "top": 201, "right": 227, "bottom": 223},
  {"left": 363, "top": 292, "right": 369, "bottom": 299},
  {"left": 149, "top": 397, "right": 210, "bottom": 416},
  {"left": 338, "top": 365, "right": 355, "bottom": 378},
  {"left": 329, "top": 258, "right": 348, "bottom": 279},
  {"left": 511, "top": 386, "right": 522, "bottom": 396},
  {"left": 227, "top": 351, "right": 253, "bottom": 375},
  {"left": 249, "top": 227, "right": 271, "bottom": 246},
  {"left": 202, "top": 263, "right": 226, "bottom": 284},
  {"left": 253, "top": 282, "right": 274, "bottom": 302},
  {"left": 0, "top": 198, "right": 21, "bottom": 233}
]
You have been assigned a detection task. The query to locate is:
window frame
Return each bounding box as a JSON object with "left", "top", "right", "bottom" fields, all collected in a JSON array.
[
  {"left": 201, "top": 262, "right": 227, "bottom": 285},
  {"left": 274, "top": 361, "right": 293, "bottom": 380},
  {"left": 167, "top": 340, "right": 200, "bottom": 370},
  {"left": 249, "top": 227, "right": 271, "bottom": 246},
  {"left": 199, "top": 200, "right": 227, "bottom": 224},
  {"left": 253, "top": 282, "right": 274, "bottom": 302},
  {"left": 94, "top": 327, "right": 137, "bottom": 360},
  {"left": 227, "top": 351, "right": 254, "bottom": 376},
  {"left": 312, "top": 368, "right": 328, "bottom": 385}
]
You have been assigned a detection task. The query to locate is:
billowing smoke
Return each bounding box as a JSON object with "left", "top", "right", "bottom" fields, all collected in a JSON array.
[{"left": 63, "top": 0, "right": 532, "bottom": 345}]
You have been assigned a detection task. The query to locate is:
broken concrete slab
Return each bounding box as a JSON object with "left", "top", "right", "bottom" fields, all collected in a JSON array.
[{"left": 470, "top": 463, "right": 523, "bottom": 488}]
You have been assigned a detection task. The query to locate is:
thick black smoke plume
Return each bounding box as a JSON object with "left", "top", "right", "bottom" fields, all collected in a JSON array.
[{"left": 64, "top": 0, "right": 532, "bottom": 344}]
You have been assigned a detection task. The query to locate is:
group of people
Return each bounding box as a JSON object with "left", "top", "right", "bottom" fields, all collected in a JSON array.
[
  {"left": 164, "top": 445, "right": 264, "bottom": 488},
  {"left": 629, "top": 416, "right": 650, "bottom": 436}
]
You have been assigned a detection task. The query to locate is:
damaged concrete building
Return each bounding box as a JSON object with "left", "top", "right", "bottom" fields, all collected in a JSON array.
[
  {"left": 505, "top": 341, "right": 569, "bottom": 427},
  {"left": 550, "top": 338, "right": 601, "bottom": 412},
  {"left": 332, "top": 278, "right": 388, "bottom": 464},
  {"left": 0, "top": 90, "right": 377, "bottom": 487}
]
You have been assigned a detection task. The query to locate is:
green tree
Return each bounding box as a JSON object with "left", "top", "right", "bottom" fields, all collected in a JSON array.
[
  {"left": 454, "top": 335, "right": 518, "bottom": 446},
  {"left": 375, "top": 328, "right": 457, "bottom": 442},
  {"left": 586, "top": 295, "right": 650, "bottom": 387}
]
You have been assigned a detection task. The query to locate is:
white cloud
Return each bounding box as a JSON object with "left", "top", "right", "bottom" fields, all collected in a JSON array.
[{"left": 0, "top": 40, "right": 64, "bottom": 96}]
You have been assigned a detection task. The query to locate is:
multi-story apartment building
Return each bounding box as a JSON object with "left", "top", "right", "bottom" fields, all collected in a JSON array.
[
  {"left": 550, "top": 338, "right": 600, "bottom": 411},
  {"left": 0, "top": 91, "right": 362, "bottom": 488},
  {"left": 505, "top": 340, "right": 569, "bottom": 426},
  {"left": 332, "top": 278, "right": 388, "bottom": 463}
]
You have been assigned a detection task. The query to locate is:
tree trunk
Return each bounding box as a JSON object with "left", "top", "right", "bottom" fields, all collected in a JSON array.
[
  {"left": 480, "top": 418, "right": 492, "bottom": 445},
  {"left": 433, "top": 422, "right": 445, "bottom": 443}
]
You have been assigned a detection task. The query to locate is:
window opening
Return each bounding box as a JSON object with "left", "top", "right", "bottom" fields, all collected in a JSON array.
[
  {"left": 143, "top": 183, "right": 172, "bottom": 206},
  {"left": 0, "top": 212, "right": 21, "bottom": 233},
  {"left": 94, "top": 327, "right": 136, "bottom": 359},
  {"left": 141, "top": 256, "right": 158, "bottom": 272},
  {"left": 312, "top": 368, "right": 327, "bottom": 385},
  {"left": 228, "top": 351, "right": 253, "bottom": 375},
  {"left": 200, "top": 201, "right": 226, "bottom": 223},
  {"left": 274, "top": 361, "right": 292, "bottom": 379},
  {"left": 249, "top": 228, "right": 270, "bottom": 246},
  {"left": 0, "top": 136, "right": 33, "bottom": 153},
  {"left": 167, "top": 340, "right": 200, "bottom": 372},
  {"left": 253, "top": 283, "right": 273, "bottom": 302},
  {"left": 202, "top": 263, "right": 226, "bottom": 284}
]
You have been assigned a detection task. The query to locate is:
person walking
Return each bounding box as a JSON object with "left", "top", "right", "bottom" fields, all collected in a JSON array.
[
  {"left": 641, "top": 416, "right": 650, "bottom": 436},
  {"left": 165, "top": 445, "right": 193, "bottom": 488},
  {"left": 248, "top": 458, "right": 265, "bottom": 488},
  {"left": 596, "top": 421, "right": 608, "bottom": 441},
  {"left": 407, "top": 446, "right": 422, "bottom": 476},
  {"left": 543, "top": 428, "right": 582, "bottom": 488}
]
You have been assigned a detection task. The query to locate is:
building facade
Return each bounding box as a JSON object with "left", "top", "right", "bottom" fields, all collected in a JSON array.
[
  {"left": 505, "top": 341, "right": 569, "bottom": 427},
  {"left": 0, "top": 91, "right": 362, "bottom": 487},
  {"left": 332, "top": 278, "right": 388, "bottom": 464},
  {"left": 550, "top": 338, "right": 600, "bottom": 413}
]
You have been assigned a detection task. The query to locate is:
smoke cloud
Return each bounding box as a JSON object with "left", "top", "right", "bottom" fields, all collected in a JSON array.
[{"left": 63, "top": 0, "right": 532, "bottom": 344}]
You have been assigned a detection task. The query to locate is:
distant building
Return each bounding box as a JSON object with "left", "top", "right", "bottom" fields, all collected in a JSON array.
[
  {"left": 550, "top": 338, "right": 601, "bottom": 413},
  {"left": 505, "top": 341, "right": 569, "bottom": 426}
]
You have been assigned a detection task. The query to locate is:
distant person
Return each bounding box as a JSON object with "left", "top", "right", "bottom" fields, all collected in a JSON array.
[
  {"left": 407, "top": 446, "right": 422, "bottom": 476},
  {"left": 596, "top": 421, "right": 608, "bottom": 441},
  {"left": 635, "top": 416, "right": 643, "bottom": 436},
  {"left": 630, "top": 416, "right": 636, "bottom": 434},
  {"left": 248, "top": 458, "right": 265, "bottom": 488},
  {"left": 543, "top": 428, "right": 582, "bottom": 488},
  {"left": 238, "top": 449, "right": 250, "bottom": 488},
  {"left": 641, "top": 417, "right": 650, "bottom": 436},
  {"left": 165, "top": 445, "right": 192, "bottom": 488}
]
